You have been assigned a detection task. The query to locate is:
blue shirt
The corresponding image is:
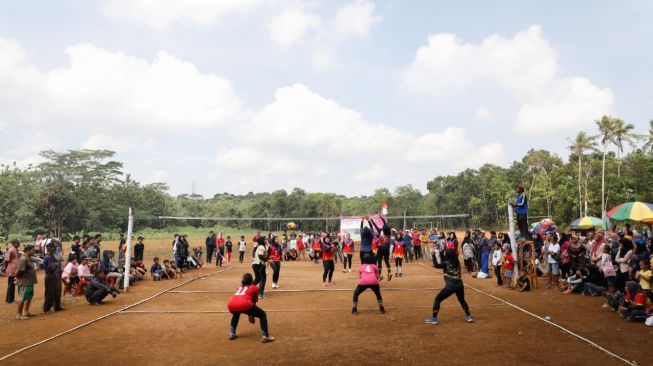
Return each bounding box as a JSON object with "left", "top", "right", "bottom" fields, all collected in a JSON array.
[{"left": 515, "top": 193, "right": 528, "bottom": 215}]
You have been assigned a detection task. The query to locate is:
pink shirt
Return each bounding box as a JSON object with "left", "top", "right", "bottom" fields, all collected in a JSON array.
[
  {"left": 62, "top": 262, "right": 78, "bottom": 279},
  {"left": 3, "top": 247, "right": 20, "bottom": 277},
  {"left": 77, "top": 264, "right": 91, "bottom": 277},
  {"left": 358, "top": 264, "right": 380, "bottom": 286}
]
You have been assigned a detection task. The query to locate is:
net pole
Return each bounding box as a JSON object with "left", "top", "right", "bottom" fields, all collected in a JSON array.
[
  {"left": 123, "top": 207, "right": 134, "bottom": 291},
  {"left": 507, "top": 202, "right": 518, "bottom": 281}
]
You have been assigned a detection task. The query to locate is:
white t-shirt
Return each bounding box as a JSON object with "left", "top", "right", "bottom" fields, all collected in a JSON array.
[
  {"left": 238, "top": 240, "right": 246, "bottom": 252},
  {"left": 492, "top": 250, "right": 503, "bottom": 266},
  {"left": 547, "top": 243, "right": 560, "bottom": 264},
  {"left": 252, "top": 245, "right": 267, "bottom": 265},
  {"left": 289, "top": 239, "right": 297, "bottom": 250}
]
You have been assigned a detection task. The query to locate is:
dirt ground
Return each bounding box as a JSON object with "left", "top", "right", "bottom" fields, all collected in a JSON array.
[{"left": 0, "top": 246, "right": 651, "bottom": 366}]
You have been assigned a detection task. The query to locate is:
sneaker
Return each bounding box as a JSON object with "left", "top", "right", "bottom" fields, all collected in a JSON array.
[
  {"left": 343, "top": 269, "right": 347, "bottom": 273},
  {"left": 379, "top": 306, "right": 385, "bottom": 314},
  {"left": 229, "top": 334, "right": 238, "bottom": 340},
  {"left": 15, "top": 314, "right": 30, "bottom": 320},
  {"left": 425, "top": 316, "right": 439, "bottom": 325},
  {"left": 259, "top": 294, "right": 266, "bottom": 300},
  {"left": 261, "top": 336, "right": 276, "bottom": 343},
  {"left": 466, "top": 315, "right": 474, "bottom": 323},
  {"left": 601, "top": 303, "right": 609, "bottom": 308},
  {"left": 322, "top": 282, "right": 328, "bottom": 288},
  {"left": 351, "top": 307, "right": 358, "bottom": 315},
  {"left": 348, "top": 269, "right": 351, "bottom": 273}
]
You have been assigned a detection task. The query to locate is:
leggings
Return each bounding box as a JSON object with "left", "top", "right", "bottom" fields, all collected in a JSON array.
[
  {"left": 432, "top": 283, "right": 470, "bottom": 316},
  {"left": 343, "top": 254, "right": 353, "bottom": 270},
  {"left": 394, "top": 258, "right": 403, "bottom": 267},
  {"left": 6, "top": 276, "right": 15, "bottom": 303},
  {"left": 322, "top": 260, "right": 335, "bottom": 282},
  {"left": 313, "top": 251, "right": 321, "bottom": 263},
  {"left": 463, "top": 258, "right": 474, "bottom": 273},
  {"left": 239, "top": 251, "right": 245, "bottom": 262},
  {"left": 413, "top": 246, "right": 422, "bottom": 259},
  {"left": 352, "top": 284, "right": 382, "bottom": 304},
  {"left": 252, "top": 263, "right": 267, "bottom": 295},
  {"left": 230, "top": 305, "right": 269, "bottom": 337},
  {"left": 360, "top": 250, "right": 372, "bottom": 262},
  {"left": 270, "top": 261, "right": 281, "bottom": 283},
  {"left": 376, "top": 247, "right": 391, "bottom": 273}
]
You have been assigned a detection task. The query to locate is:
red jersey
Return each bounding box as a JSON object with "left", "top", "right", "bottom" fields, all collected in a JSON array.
[
  {"left": 227, "top": 285, "right": 259, "bottom": 312},
  {"left": 343, "top": 239, "right": 354, "bottom": 254},
  {"left": 372, "top": 238, "right": 379, "bottom": 252},
  {"left": 217, "top": 238, "right": 225, "bottom": 248},
  {"left": 412, "top": 232, "right": 421, "bottom": 246},
  {"left": 322, "top": 244, "right": 334, "bottom": 261},
  {"left": 312, "top": 238, "right": 322, "bottom": 251},
  {"left": 269, "top": 245, "right": 281, "bottom": 262},
  {"left": 393, "top": 241, "right": 405, "bottom": 258},
  {"left": 504, "top": 254, "right": 515, "bottom": 271},
  {"left": 625, "top": 291, "right": 647, "bottom": 307},
  {"left": 297, "top": 239, "right": 305, "bottom": 251}
]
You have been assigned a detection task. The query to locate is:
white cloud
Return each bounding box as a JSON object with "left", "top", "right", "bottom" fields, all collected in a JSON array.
[
  {"left": 398, "top": 26, "right": 614, "bottom": 134},
  {"left": 213, "top": 84, "right": 505, "bottom": 194},
  {"left": 82, "top": 134, "right": 157, "bottom": 152},
  {"left": 475, "top": 106, "right": 494, "bottom": 121},
  {"left": 0, "top": 118, "right": 7, "bottom": 131},
  {"left": 269, "top": 8, "right": 321, "bottom": 48},
  {"left": 0, "top": 39, "right": 244, "bottom": 130},
  {"left": 331, "top": 0, "right": 381, "bottom": 39},
  {"left": 101, "top": 0, "right": 262, "bottom": 30}
]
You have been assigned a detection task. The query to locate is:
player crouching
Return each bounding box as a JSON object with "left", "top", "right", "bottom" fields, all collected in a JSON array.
[
  {"left": 351, "top": 254, "right": 385, "bottom": 315},
  {"left": 228, "top": 273, "right": 275, "bottom": 343}
]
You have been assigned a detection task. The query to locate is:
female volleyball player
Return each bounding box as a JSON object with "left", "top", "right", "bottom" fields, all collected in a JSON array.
[
  {"left": 351, "top": 253, "right": 385, "bottom": 315},
  {"left": 426, "top": 249, "right": 474, "bottom": 325},
  {"left": 321, "top": 234, "right": 336, "bottom": 287},
  {"left": 227, "top": 273, "right": 275, "bottom": 343},
  {"left": 251, "top": 237, "right": 269, "bottom": 299},
  {"left": 269, "top": 237, "right": 282, "bottom": 289},
  {"left": 342, "top": 233, "right": 354, "bottom": 273},
  {"left": 393, "top": 230, "right": 405, "bottom": 277}
]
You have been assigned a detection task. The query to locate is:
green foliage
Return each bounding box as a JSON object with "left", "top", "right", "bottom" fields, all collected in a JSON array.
[{"left": 2, "top": 115, "right": 653, "bottom": 241}]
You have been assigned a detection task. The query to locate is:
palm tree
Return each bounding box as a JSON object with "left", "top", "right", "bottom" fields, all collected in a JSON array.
[
  {"left": 611, "top": 119, "right": 638, "bottom": 177},
  {"left": 567, "top": 132, "right": 597, "bottom": 217},
  {"left": 641, "top": 120, "right": 653, "bottom": 154},
  {"left": 596, "top": 116, "right": 616, "bottom": 221}
]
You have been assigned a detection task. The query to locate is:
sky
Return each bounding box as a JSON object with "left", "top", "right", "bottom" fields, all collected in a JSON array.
[{"left": 1, "top": 1, "right": 651, "bottom": 197}]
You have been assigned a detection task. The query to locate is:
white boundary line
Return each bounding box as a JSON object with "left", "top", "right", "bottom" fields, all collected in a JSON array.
[
  {"left": 0, "top": 267, "right": 234, "bottom": 362},
  {"left": 419, "top": 263, "right": 637, "bottom": 366},
  {"left": 167, "top": 287, "right": 440, "bottom": 294}
]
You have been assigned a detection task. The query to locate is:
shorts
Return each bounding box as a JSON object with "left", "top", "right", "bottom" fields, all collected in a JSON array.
[
  {"left": 18, "top": 285, "right": 34, "bottom": 302},
  {"left": 547, "top": 262, "right": 559, "bottom": 275},
  {"left": 605, "top": 276, "right": 616, "bottom": 287},
  {"left": 504, "top": 269, "right": 513, "bottom": 279}
]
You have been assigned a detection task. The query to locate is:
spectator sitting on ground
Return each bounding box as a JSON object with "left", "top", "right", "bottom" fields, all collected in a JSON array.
[
  {"left": 151, "top": 257, "right": 163, "bottom": 280},
  {"left": 619, "top": 281, "right": 649, "bottom": 322},
  {"left": 85, "top": 270, "right": 119, "bottom": 306},
  {"left": 62, "top": 254, "right": 79, "bottom": 296},
  {"left": 516, "top": 270, "right": 531, "bottom": 292},
  {"left": 562, "top": 268, "right": 587, "bottom": 295}
]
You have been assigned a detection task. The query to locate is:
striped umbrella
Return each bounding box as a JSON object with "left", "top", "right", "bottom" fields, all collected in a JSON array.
[
  {"left": 570, "top": 216, "right": 603, "bottom": 229},
  {"left": 607, "top": 202, "right": 653, "bottom": 222}
]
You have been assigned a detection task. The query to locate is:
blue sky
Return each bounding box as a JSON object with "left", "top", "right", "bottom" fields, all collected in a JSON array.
[{"left": 1, "top": 1, "right": 651, "bottom": 196}]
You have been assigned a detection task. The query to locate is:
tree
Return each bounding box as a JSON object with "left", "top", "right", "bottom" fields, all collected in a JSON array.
[
  {"left": 35, "top": 179, "right": 76, "bottom": 237},
  {"left": 642, "top": 120, "right": 653, "bottom": 154},
  {"left": 611, "top": 119, "right": 638, "bottom": 177},
  {"left": 567, "top": 132, "right": 597, "bottom": 217},
  {"left": 596, "top": 116, "right": 616, "bottom": 219}
]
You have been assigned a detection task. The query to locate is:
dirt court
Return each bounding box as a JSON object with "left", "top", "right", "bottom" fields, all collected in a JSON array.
[{"left": 0, "top": 250, "right": 651, "bottom": 366}]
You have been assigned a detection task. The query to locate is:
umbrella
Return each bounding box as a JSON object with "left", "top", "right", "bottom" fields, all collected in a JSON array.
[
  {"left": 607, "top": 202, "right": 653, "bottom": 222},
  {"left": 570, "top": 216, "right": 602, "bottom": 229}
]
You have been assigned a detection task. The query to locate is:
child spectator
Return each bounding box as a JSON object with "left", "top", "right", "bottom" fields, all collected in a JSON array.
[
  {"left": 15, "top": 244, "right": 37, "bottom": 320},
  {"left": 516, "top": 270, "right": 531, "bottom": 292},
  {"left": 134, "top": 237, "right": 145, "bottom": 261},
  {"left": 85, "top": 271, "right": 119, "bottom": 305},
  {"left": 492, "top": 244, "right": 503, "bottom": 286},
  {"left": 503, "top": 248, "right": 514, "bottom": 289},
  {"left": 226, "top": 236, "right": 233, "bottom": 263},
  {"left": 600, "top": 245, "right": 617, "bottom": 293},
  {"left": 227, "top": 273, "right": 275, "bottom": 343},
  {"left": 163, "top": 260, "right": 177, "bottom": 279},
  {"left": 238, "top": 236, "right": 247, "bottom": 263},
  {"left": 151, "top": 257, "right": 163, "bottom": 281},
  {"left": 62, "top": 255, "right": 79, "bottom": 296},
  {"left": 635, "top": 260, "right": 652, "bottom": 303}
]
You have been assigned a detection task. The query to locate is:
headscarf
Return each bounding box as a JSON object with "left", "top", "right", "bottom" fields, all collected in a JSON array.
[{"left": 590, "top": 233, "right": 606, "bottom": 263}]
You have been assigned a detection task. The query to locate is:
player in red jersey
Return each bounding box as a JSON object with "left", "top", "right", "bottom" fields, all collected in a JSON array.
[
  {"left": 269, "top": 237, "right": 282, "bottom": 289},
  {"left": 228, "top": 273, "right": 275, "bottom": 343},
  {"left": 297, "top": 235, "right": 307, "bottom": 261},
  {"left": 321, "top": 235, "right": 336, "bottom": 287},
  {"left": 311, "top": 234, "right": 322, "bottom": 264},
  {"left": 342, "top": 233, "right": 354, "bottom": 273},
  {"left": 393, "top": 231, "right": 405, "bottom": 277}
]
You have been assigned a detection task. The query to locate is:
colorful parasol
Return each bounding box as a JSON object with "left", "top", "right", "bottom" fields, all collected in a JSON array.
[
  {"left": 570, "top": 216, "right": 603, "bottom": 229},
  {"left": 606, "top": 202, "right": 653, "bottom": 222}
]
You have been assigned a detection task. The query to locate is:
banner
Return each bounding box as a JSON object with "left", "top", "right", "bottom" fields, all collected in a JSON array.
[{"left": 339, "top": 214, "right": 386, "bottom": 242}]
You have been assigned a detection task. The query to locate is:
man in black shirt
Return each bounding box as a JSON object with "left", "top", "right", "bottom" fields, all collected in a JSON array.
[{"left": 134, "top": 237, "right": 145, "bottom": 261}]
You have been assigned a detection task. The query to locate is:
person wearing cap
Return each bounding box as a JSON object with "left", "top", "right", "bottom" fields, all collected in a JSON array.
[
  {"left": 43, "top": 243, "right": 64, "bottom": 313},
  {"left": 15, "top": 244, "right": 37, "bottom": 320},
  {"left": 4, "top": 239, "right": 21, "bottom": 303}
]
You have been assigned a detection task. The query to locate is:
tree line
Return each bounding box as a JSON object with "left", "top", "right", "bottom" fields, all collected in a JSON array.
[{"left": 1, "top": 116, "right": 652, "bottom": 240}]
